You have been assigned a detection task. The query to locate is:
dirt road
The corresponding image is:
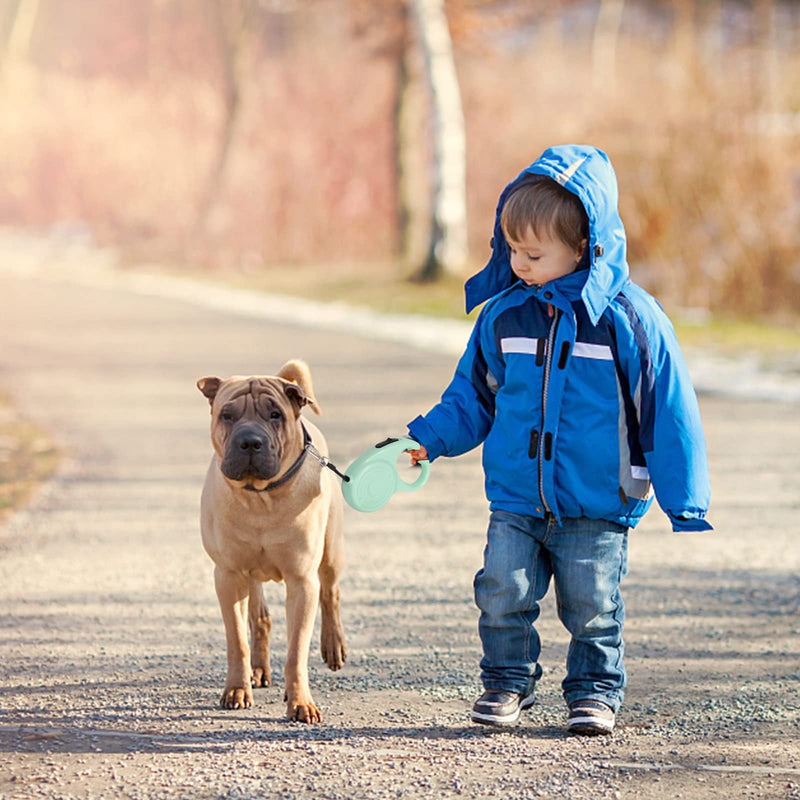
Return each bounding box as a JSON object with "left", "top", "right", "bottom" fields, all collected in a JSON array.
[{"left": 1, "top": 256, "right": 799, "bottom": 799}]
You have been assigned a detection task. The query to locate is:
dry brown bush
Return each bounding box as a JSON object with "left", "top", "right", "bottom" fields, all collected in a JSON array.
[{"left": 460, "top": 28, "right": 800, "bottom": 317}]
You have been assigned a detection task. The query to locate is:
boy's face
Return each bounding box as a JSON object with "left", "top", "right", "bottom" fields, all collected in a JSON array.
[{"left": 505, "top": 226, "right": 586, "bottom": 288}]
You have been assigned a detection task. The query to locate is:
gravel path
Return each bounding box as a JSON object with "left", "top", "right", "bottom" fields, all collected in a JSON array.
[{"left": 1, "top": 244, "right": 799, "bottom": 799}]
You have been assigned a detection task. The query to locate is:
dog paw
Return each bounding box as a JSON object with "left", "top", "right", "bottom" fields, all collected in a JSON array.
[
  {"left": 220, "top": 687, "right": 253, "bottom": 709},
  {"left": 321, "top": 633, "right": 348, "bottom": 672},
  {"left": 287, "top": 700, "right": 322, "bottom": 724},
  {"left": 251, "top": 667, "right": 271, "bottom": 688}
]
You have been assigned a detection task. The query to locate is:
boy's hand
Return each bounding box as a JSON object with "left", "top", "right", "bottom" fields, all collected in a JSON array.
[{"left": 408, "top": 445, "right": 428, "bottom": 465}]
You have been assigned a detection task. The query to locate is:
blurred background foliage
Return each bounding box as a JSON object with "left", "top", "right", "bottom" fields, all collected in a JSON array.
[{"left": 0, "top": 0, "right": 798, "bottom": 319}]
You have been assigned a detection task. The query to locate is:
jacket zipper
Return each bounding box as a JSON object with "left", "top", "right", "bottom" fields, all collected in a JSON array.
[{"left": 538, "top": 306, "right": 561, "bottom": 514}]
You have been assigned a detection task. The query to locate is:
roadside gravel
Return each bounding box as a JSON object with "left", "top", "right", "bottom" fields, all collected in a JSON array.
[{"left": 1, "top": 237, "right": 799, "bottom": 799}]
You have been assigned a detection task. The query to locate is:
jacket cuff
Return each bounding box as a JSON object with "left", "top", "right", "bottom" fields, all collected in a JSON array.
[
  {"left": 668, "top": 509, "right": 713, "bottom": 533},
  {"left": 407, "top": 416, "right": 446, "bottom": 462}
]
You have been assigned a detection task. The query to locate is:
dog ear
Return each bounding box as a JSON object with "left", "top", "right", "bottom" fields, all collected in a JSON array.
[
  {"left": 277, "top": 360, "right": 321, "bottom": 415},
  {"left": 283, "top": 382, "right": 308, "bottom": 416},
  {"left": 197, "top": 377, "right": 222, "bottom": 406}
]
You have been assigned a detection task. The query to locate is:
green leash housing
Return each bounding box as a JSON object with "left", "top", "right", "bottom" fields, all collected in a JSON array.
[{"left": 342, "top": 437, "right": 431, "bottom": 513}]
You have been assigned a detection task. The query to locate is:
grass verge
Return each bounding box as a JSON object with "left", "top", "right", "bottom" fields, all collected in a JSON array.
[
  {"left": 157, "top": 260, "right": 479, "bottom": 320},
  {"left": 154, "top": 261, "right": 800, "bottom": 369},
  {"left": 0, "top": 394, "right": 59, "bottom": 523}
]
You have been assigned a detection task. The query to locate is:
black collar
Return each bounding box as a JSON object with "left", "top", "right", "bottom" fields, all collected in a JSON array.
[{"left": 243, "top": 424, "right": 312, "bottom": 493}]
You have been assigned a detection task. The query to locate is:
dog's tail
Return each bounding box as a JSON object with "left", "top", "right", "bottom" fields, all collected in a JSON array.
[{"left": 278, "top": 360, "right": 321, "bottom": 415}]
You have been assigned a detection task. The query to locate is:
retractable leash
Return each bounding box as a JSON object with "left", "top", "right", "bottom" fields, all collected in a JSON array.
[
  {"left": 342, "top": 437, "right": 431, "bottom": 512},
  {"left": 311, "top": 436, "right": 431, "bottom": 513}
]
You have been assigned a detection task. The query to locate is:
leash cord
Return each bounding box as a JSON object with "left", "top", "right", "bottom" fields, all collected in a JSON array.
[{"left": 307, "top": 444, "right": 351, "bottom": 483}]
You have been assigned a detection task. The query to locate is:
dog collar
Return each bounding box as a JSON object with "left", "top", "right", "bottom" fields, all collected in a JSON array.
[{"left": 243, "top": 424, "right": 313, "bottom": 493}]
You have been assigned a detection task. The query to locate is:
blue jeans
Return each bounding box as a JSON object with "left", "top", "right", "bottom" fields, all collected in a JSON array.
[{"left": 473, "top": 510, "right": 629, "bottom": 712}]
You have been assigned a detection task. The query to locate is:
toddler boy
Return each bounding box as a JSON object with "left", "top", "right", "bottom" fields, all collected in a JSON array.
[{"left": 406, "top": 145, "right": 712, "bottom": 735}]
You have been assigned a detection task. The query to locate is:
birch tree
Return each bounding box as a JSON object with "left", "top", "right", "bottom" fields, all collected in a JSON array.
[{"left": 412, "top": 0, "right": 468, "bottom": 279}]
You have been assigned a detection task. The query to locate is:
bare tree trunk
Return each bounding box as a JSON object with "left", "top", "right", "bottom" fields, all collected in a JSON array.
[
  {"left": 754, "top": 0, "right": 779, "bottom": 132},
  {"left": 412, "top": 0, "right": 467, "bottom": 280},
  {"left": 191, "top": 0, "right": 255, "bottom": 248},
  {"left": 592, "top": 0, "right": 625, "bottom": 93},
  {"left": 3, "top": 0, "right": 39, "bottom": 64},
  {"left": 669, "top": 0, "right": 696, "bottom": 105},
  {"left": 698, "top": 0, "right": 722, "bottom": 65},
  {"left": 390, "top": 3, "right": 413, "bottom": 264}
]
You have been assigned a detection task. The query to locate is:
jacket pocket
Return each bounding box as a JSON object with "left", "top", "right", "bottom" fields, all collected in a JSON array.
[{"left": 528, "top": 429, "right": 539, "bottom": 459}]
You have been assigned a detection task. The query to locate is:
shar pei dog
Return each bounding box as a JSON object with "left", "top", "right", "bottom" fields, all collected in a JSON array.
[{"left": 197, "top": 360, "right": 346, "bottom": 722}]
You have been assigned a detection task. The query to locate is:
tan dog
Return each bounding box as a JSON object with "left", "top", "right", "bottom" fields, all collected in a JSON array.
[{"left": 197, "top": 360, "right": 346, "bottom": 723}]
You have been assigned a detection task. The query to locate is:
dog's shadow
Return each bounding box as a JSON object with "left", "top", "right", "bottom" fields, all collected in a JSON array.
[{"left": 4, "top": 716, "right": 570, "bottom": 757}]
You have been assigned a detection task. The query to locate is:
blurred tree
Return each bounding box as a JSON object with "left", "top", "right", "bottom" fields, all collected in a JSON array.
[
  {"left": 305, "top": 0, "right": 557, "bottom": 281},
  {"left": 592, "top": 0, "right": 625, "bottom": 92},
  {"left": 412, "top": 0, "right": 578, "bottom": 279},
  {"left": 350, "top": 0, "right": 415, "bottom": 263},
  {"left": 351, "top": 0, "right": 467, "bottom": 279},
  {"left": 393, "top": 3, "right": 414, "bottom": 265},
  {"left": 1, "top": 0, "right": 39, "bottom": 64},
  {"left": 191, "top": 0, "right": 260, "bottom": 247},
  {"left": 413, "top": 0, "right": 467, "bottom": 280},
  {"left": 669, "top": 0, "right": 696, "bottom": 99},
  {"left": 755, "top": 0, "right": 779, "bottom": 129}
]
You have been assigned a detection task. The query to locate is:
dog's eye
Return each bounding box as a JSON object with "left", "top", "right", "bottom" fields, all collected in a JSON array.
[
  {"left": 270, "top": 410, "right": 282, "bottom": 421},
  {"left": 220, "top": 411, "right": 234, "bottom": 423}
]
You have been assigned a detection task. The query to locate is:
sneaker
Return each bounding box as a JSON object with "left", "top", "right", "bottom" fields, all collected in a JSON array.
[
  {"left": 566, "top": 699, "right": 615, "bottom": 736},
  {"left": 471, "top": 690, "right": 535, "bottom": 726}
]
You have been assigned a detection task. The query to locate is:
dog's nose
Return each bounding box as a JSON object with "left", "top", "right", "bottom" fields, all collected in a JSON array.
[{"left": 238, "top": 433, "right": 265, "bottom": 452}]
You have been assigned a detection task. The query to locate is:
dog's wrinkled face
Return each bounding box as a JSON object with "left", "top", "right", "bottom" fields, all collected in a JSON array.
[{"left": 198, "top": 376, "right": 308, "bottom": 485}]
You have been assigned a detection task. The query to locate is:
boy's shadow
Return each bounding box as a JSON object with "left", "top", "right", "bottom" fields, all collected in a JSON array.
[{"left": 239, "top": 720, "right": 569, "bottom": 744}]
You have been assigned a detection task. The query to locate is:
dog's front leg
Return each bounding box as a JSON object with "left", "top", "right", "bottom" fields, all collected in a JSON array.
[
  {"left": 248, "top": 578, "right": 271, "bottom": 688},
  {"left": 283, "top": 573, "right": 321, "bottom": 723},
  {"left": 214, "top": 566, "right": 253, "bottom": 709},
  {"left": 319, "top": 502, "right": 347, "bottom": 671}
]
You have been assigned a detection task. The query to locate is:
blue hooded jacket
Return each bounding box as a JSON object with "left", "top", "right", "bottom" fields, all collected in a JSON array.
[{"left": 408, "top": 145, "right": 712, "bottom": 532}]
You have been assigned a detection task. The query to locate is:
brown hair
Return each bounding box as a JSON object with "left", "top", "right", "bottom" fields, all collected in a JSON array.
[{"left": 500, "top": 176, "right": 589, "bottom": 253}]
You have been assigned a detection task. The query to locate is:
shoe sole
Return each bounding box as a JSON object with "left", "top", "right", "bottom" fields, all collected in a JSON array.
[
  {"left": 566, "top": 716, "right": 614, "bottom": 736},
  {"left": 471, "top": 694, "right": 536, "bottom": 727}
]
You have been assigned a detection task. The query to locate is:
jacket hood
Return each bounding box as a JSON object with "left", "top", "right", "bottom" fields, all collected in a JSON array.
[{"left": 464, "top": 145, "right": 629, "bottom": 324}]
